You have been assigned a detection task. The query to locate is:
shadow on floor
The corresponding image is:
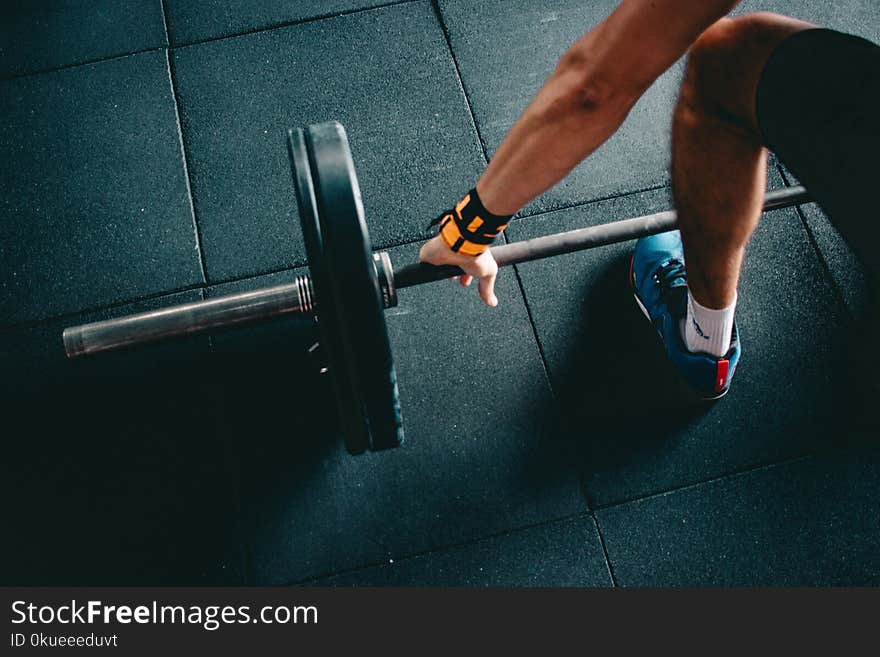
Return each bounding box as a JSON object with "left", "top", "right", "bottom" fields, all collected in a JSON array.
[
  {"left": 1, "top": 329, "right": 240, "bottom": 584},
  {"left": 545, "top": 253, "right": 711, "bottom": 471}
]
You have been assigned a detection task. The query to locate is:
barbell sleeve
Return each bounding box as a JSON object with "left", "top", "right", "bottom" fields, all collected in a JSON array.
[
  {"left": 393, "top": 185, "right": 812, "bottom": 289},
  {"left": 63, "top": 275, "right": 316, "bottom": 358}
]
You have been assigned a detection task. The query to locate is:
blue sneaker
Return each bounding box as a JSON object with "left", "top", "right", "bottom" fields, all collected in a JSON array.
[{"left": 630, "top": 230, "right": 741, "bottom": 399}]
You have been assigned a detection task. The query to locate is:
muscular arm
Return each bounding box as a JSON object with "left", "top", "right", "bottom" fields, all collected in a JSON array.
[
  {"left": 477, "top": 0, "right": 743, "bottom": 215},
  {"left": 421, "top": 0, "right": 743, "bottom": 306}
]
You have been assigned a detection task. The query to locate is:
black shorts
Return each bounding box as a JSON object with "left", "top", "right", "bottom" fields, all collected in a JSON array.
[{"left": 756, "top": 28, "right": 880, "bottom": 277}]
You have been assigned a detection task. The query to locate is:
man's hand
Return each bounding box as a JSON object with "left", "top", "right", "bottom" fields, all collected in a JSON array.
[{"left": 419, "top": 235, "right": 499, "bottom": 307}]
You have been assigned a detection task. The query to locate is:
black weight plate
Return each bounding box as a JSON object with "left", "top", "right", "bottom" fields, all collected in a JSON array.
[
  {"left": 305, "top": 122, "right": 404, "bottom": 451},
  {"left": 288, "top": 127, "right": 371, "bottom": 455}
]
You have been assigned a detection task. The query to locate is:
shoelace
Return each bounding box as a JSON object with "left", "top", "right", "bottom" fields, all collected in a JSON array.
[{"left": 652, "top": 258, "right": 687, "bottom": 298}]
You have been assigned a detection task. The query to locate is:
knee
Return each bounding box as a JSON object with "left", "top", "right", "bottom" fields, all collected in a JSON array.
[
  {"left": 688, "top": 13, "right": 779, "bottom": 76},
  {"left": 678, "top": 13, "right": 803, "bottom": 126}
]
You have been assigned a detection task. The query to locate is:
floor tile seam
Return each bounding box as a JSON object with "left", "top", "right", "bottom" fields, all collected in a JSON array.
[
  {"left": 508, "top": 245, "right": 564, "bottom": 428},
  {"left": 505, "top": 249, "right": 589, "bottom": 517},
  {"left": 775, "top": 165, "right": 853, "bottom": 317},
  {"left": 288, "top": 510, "right": 595, "bottom": 586},
  {"left": 0, "top": 1, "right": 419, "bottom": 82},
  {"left": 163, "top": 49, "right": 210, "bottom": 286},
  {"left": 159, "top": 0, "right": 173, "bottom": 48},
  {"left": 2, "top": 258, "right": 312, "bottom": 330},
  {"left": 589, "top": 452, "right": 815, "bottom": 514},
  {"left": 203, "top": 372, "right": 253, "bottom": 586},
  {"left": 589, "top": 513, "right": 619, "bottom": 587},
  {"left": 0, "top": 47, "right": 166, "bottom": 82},
  {"left": 189, "top": 199, "right": 249, "bottom": 586},
  {"left": 169, "top": 0, "right": 421, "bottom": 49},
  {"left": 795, "top": 204, "right": 852, "bottom": 315},
  {"left": 513, "top": 183, "right": 671, "bottom": 222},
  {"left": 0, "top": 284, "right": 210, "bottom": 333},
  {"left": 429, "top": 0, "right": 491, "bottom": 165}
]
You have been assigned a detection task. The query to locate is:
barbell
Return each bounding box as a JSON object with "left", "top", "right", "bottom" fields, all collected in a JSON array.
[{"left": 62, "top": 121, "right": 813, "bottom": 455}]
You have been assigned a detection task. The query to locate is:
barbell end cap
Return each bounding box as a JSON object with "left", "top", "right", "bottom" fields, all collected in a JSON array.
[{"left": 62, "top": 327, "right": 85, "bottom": 359}]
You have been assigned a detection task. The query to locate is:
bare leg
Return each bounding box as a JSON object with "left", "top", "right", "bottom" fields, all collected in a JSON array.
[{"left": 672, "top": 13, "right": 814, "bottom": 309}]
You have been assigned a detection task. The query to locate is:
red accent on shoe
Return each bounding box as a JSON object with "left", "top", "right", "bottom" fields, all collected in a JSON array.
[
  {"left": 715, "top": 359, "right": 730, "bottom": 394},
  {"left": 629, "top": 255, "right": 635, "bottom": 288}
]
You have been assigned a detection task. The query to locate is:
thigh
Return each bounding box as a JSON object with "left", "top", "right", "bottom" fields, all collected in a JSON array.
[{"left": 756, "top": 28, "right": 880, "bottom": 278}]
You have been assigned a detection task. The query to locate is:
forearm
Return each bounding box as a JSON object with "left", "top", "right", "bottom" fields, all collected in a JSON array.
[
  {"left": 476, "top": 41, "right": 639, "bottom": 215},
  {"left": 476, "top": 0, "right": 742, "bottom": 216}
]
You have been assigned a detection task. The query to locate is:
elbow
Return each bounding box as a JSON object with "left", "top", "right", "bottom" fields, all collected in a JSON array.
[
  {"left": 552, "top": 51, "right": 641, "bottom": 120},
  {"left": 548, "top": 71, "right": 638, "bottom": 125},
  {"left": 570, "top": 76, "right": 624, "bottom": 115}
]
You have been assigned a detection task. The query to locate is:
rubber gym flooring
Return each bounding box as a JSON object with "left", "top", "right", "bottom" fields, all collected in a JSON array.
[{"left": 1, "top": 1, "right": 877, "bottom": 586}]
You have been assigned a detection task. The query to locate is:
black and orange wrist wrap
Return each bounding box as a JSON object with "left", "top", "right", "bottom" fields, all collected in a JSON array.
[{"left": 429, "top": 189, "right": 511, "bottom": 256}]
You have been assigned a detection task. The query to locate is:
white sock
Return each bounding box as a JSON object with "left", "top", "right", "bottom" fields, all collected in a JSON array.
[{"left": 679, "top": 289, "right": 736, "bottom": 358}]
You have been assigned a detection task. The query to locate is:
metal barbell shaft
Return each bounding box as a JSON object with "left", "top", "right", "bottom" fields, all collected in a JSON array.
[
  {"left": 63, "top": 185, "right": 811, "bottom": 358},
  {"left": 393, "top": 185, "right": 812, "bottom": 288}
]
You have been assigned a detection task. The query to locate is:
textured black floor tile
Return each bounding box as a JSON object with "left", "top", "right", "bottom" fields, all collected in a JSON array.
[
  {"left": 0, "top": 0, "right": 166, "bottom": 78},
  {"left": 438, "top": 0, "right": 682, "bottom": 216},
  {"left": 796, "top": 202, "right": 873, "bottom": 319},
  {"left": 777, "top": 162, "right": 873, "bottom": 322},
  {"left": 735, "top": 0, "right": 880, "bottom": 42},
  {"left": 165, "top": 0, "right": 399, "bottom": 45},
  {"left": 596, "top": 449, "right": 880, "bottom": 586},
  {"left": 793, "top": 201, "right": 878, "bottom": 435},
  {"left": 0, "top": 50, "right": 203, "bottom": 326},
  {"left": 315, "top": 516, "right": 610, "bottom": 586},
  {"left": 508, "top": 174, "right": 851, "bottom": 507},
  {"left": 225, "top": 244, "right": 584, "bottom": 584},
  {"left": 0, "top": 292, "right": 243, "bottom": 585},
  {"left": 172, "top": 1, "right": 484, "bottom": 282}
]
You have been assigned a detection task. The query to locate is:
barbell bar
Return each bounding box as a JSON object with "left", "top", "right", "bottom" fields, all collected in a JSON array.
[
  {"left": 62, "top": 185, "right": 812, "bottom": 358},
  {"left": 62, "top": 121, "right": 813, "bottom": 454},
  {"left": 393, "top": 184, "right": 811, "bottom": 287}
]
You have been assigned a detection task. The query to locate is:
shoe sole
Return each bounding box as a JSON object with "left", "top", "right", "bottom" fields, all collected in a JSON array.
[{"left": 629, "top": 255, "right": 729, "bottom": 401}]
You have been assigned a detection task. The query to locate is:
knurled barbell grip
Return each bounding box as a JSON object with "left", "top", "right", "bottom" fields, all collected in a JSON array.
[
  {"left": 393, "top": 185, "right": 812, "bottom": 289},
  {"left": 63, "top": 275, "right": 316, "bottom": 358}
]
